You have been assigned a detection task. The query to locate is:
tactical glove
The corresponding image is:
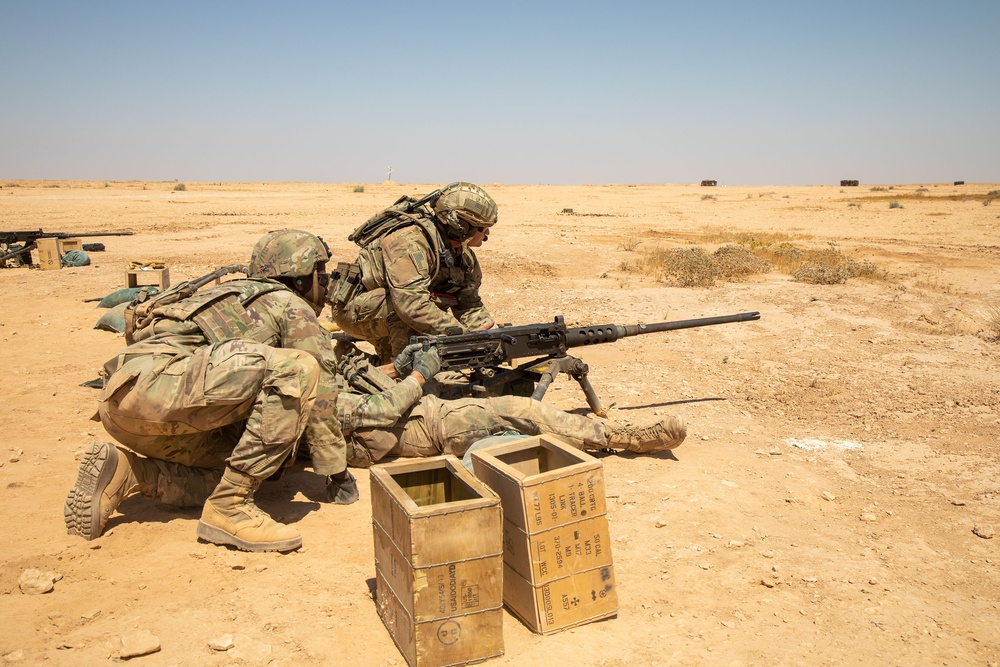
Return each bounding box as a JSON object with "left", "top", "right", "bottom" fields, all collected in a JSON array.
[
  {"left": 412, "top": 345, "right": 442, "bottom": 380},
  {"left": 325, "top": 470, "right": 359, "bottom": 505},
  {"left": 392, "top": 342, "right": 423, "bottom": 378}
]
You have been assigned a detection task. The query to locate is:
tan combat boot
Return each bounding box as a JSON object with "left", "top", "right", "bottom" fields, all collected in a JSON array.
[
  {"left": 64, "top": 441, "right": 157, "bottom": 540},
  {"left": 606, "top": 415, "right": 688, "bottom": 453},
  {"left": 196, "top": 467, "right": 302, "bottom": 552}
]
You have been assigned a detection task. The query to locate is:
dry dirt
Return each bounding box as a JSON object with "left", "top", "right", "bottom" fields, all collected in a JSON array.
[{"left": 1, "top": 180, "right": 998, "bottom": 666}]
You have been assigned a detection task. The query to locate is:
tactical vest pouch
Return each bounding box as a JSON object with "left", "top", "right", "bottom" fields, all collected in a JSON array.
[
  {"left": 127, "top": 280, "right": 283, "bottom": 345},
  {"left": 329, "top": 261, "right": 362, "bottom": 308}
]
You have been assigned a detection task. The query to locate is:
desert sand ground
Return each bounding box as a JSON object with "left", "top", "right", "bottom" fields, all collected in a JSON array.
[{"left": 0, "top": 180, "right": 998, "bottom": 666}]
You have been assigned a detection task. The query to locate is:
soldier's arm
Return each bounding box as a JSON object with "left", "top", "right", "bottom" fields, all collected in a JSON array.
[
  {"left": 381, "top": 229, "right": 466, "bottom": 334},
  {"left": 336, "top": 376, "right": 423, "bottom": 433}
]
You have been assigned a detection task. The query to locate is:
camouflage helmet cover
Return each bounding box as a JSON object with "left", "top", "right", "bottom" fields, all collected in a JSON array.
[
  {"left": 433, "top": 182, "right": 498, "bottom": 240},
  {"left": 249, "top": 229, "right": 330, "bottom": 279}
]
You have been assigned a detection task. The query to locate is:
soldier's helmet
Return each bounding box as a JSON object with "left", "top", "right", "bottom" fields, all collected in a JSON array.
[
  {"left": 433, "top": 182, "right": 498, "bottom": 240},
  {"left": 248, "top": 229, "right": 330, "bottom": 279}
]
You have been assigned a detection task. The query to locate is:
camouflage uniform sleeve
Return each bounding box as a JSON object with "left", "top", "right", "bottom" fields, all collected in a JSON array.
[
  {"left": 336, "top": 376, "right": 423, "bottom": 434},
  {"left": 452, "top": 248, "right": 493, "bottom": 330},
  {"left": 381, "top": 227, "right": 465, "bottom": 334}
]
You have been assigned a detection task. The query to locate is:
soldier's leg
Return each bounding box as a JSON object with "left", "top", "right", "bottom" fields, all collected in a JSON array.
[
  {"left": 69, "top": 350, "right": 249, "bottom": 541},
  {"left": 397, "top": 395, "right": 686, "bottom": 456},
  {"left": 198, "top": 344, "right": 322, "bottom": 552},
  {"left": 65, "top": 441, "right": 222, "bottom": 541}
]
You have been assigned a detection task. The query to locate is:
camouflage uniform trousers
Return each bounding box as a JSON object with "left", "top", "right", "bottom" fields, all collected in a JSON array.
[
  {"left": 332, "top": 293, "right": 443, "bottom": 363},
  {"left": 351, "top": 394, "right": 608, "bottom": 462},
  {"left": 99, "top": 339, "right": 336, "bottom": 506}
]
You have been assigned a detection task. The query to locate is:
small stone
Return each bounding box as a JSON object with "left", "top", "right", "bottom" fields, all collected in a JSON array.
[
  {"left": 654, "top": 520, "right": 668, "bottom": 529},
  {"left": 769, "top": 448, "right": 782, "bottom": 456},
  {"left": 973, "top": 523, "right": 995, "bottom": 539},
  {"left": 3, "top": 649, "right": 25, "bottom": 663},
  {"left": 701, "top": 435, "right": 710, "bottom": 441},
  {"left": 208, "top": 634, "right": 234, "bottom": 651},
  {"left": 860, "top": 513, "right": 878, "bottom": 522},
  {"left": 189, "top": 551, "right": 206, "bottom": 560},
  {"left": 760, "top": 551, "right": 776, "bottom": 559},
  {"left": 721, "top": 620, "right": 735, "bottom": 628},
  {"left": 821, "top": 491, "right": 836, "bottom": 501},
  {"left": 721, "top": 480, "right": 737, "bottom": 488},
  {"left": 950, "top": 499, "right": 966, "bottom": 506},
  {"left": 88, "top": 543, "right": 101, "bottom": 550},
  {"left": 81, "top": 609, "right": 101, "bottom": 621},
  {"left": 18, "top": 569, "right": 59, "bottom": 595},
  {"left": 255, "top": 564, "right": 268, "bottom": 572},
  {"left": 760, "top": 578, "right": 775, "bottom": 588},
  {"left": 119, "top": 631, "right": 161, "bottom": 659},
  {"left": 727, "top": 540, "right": 745, "bottom": 548},
  {"left": 699, "top": 563, "right": 712, "bottom": 570}
]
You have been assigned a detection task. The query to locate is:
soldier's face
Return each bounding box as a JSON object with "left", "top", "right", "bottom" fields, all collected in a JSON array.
[
  {"left": 467, "top": 226, "right": 489, "bottom": 247},
  {"left": 302, "top": 262, "right": 329, "bottom": 315}
]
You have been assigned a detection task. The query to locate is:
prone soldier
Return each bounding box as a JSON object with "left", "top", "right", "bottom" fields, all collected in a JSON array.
[{"left": 334, "top": 341, "right": 688, "bottom": 468}]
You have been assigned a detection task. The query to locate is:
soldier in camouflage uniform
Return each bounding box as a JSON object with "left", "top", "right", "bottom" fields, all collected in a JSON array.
[
  {"left": 64, "top": 230, "right": 358, "bottom": 553},
  {"left": 330, "top": 182, "right": 499, "bottom": 361},
  {"left": 333, "top": 342, "right": 688, "bottom": 468}
]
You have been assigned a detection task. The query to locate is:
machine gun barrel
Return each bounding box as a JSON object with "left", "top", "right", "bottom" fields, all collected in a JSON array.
[{"left": 564, "top": 311, "right": 760, "bottom": 347}]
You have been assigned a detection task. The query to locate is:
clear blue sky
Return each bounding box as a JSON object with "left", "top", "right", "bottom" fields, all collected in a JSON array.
[{"left": 2, "top": 0, "right": 997, "bottom": 185}]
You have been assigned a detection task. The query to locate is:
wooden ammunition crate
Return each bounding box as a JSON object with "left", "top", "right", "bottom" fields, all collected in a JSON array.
[
  {"left": 470, "top": 435, "right": 618, "bottom": 634},
  {"left": 370, "top": 455, "right": 504, "bottom": 667}
]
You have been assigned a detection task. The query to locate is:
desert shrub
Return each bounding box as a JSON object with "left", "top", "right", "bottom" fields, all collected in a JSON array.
[
  {"left": 984, "top": 304, "right": 1000, "bottom": 341},
  {"left": 845, "top": 259, "right": 886, "bottom": 280},
  {"left": 617, "top": 235, "right": 642, "bottom": 252},
  {"left": 174, "top": 183, "right": 187, "bottom": 191},
  {"left": 792, "top": 263, "right": 853, "bottom": 285},
  {"left": 984, "top": 190, "right": 998, "bottom": 207},
  {"left": 790, "top": 244, "right": 887, "bottom": 284},
  {"left": 656, "top": 247, "right": 717, "bottom": 287},
  {"left": 870, "top": 186, "right": 886, "bottom": 192},
  {"left": 353, "top": 185, "right": 365, "bottom": 193},
  {"left": 889, "top": 201, "right": 902, "bottom": 209},
  {"left": 712, "top": 244, "right": 771, "bottom": 278},
  {"left": 701, "top": 194, "right": 716, "bottom": 201}
]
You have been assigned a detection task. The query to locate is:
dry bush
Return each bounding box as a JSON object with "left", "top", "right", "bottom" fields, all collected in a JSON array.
[
  {"left": 617, "top": 235, "right": 642, "bottom": 252},
  {"left": 791, "top": 244, "right": 887, "bottom": 285},
  {"left": 983, "top": 304, "right": 1000, "bottom": 341},
  {"left": 792, "top": 263, "right": 852, "bottom": 285},
  {"left": 654, "top": 247, "right": 717, "bottom": 287},
  {"left": 712, "top": 244, "right": 772, "bottom": 278}
]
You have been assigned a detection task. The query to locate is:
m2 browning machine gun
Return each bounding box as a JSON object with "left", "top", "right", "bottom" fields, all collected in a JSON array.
[
  {"left": 412, "top": 311, "right": 761, "bottom": 417},
  {"left": 1, "top": 229, "right": 135, "bottom": 267}
]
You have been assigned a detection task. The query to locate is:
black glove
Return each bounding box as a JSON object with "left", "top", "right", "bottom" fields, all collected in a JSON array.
[
  {"left": 392, "top": 342, "right": 423, "bottom": 377},
  {"left": 412, "top": 345, "right": 442, "bottom": 380},
  {"left": 325, "top": 470, "right": 359, "bottom": 505}
]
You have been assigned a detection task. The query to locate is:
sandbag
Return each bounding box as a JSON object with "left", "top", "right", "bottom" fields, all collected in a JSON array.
[
  {"left": 97, "top": 286, "right": 158, "bottom": 309},
  {"left": 94, "top": 302, "right": 130, "bottom": 333},
  {"left": 61, "top": 250, "right": 91, "bottom": 267}
]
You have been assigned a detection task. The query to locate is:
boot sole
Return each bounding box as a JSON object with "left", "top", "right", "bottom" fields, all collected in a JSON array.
[
  {"left": 64, "top": 441, "right": 119, "bottom": 541},
  {"left": 195, "top": 521, "right": 302, "bottom": 553}
]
